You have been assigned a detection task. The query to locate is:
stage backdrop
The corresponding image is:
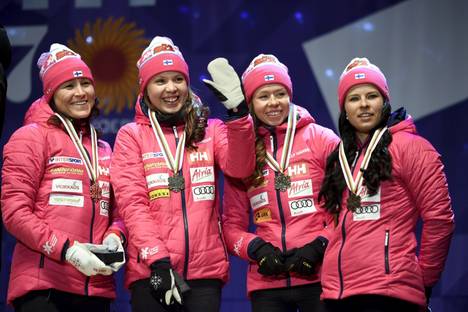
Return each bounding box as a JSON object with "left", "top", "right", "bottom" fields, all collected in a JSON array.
[{"left": 1, "top": 0, "right": 467, "bottom": 311}]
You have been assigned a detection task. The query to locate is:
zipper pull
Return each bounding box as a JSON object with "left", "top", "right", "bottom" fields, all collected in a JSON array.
[{"left": 172, "top": 126, "right": 179, "bottom": 139}]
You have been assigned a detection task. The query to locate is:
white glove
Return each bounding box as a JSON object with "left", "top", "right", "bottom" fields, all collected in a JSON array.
[
  {"left": 102, "top": 233, "right": 126, "bottom": 272},
  {"left": 203, "top": 58, "right": 245, "bottom": 110},
  {"left": 65, "top": 241, "right": 113, "bottom": 276}
]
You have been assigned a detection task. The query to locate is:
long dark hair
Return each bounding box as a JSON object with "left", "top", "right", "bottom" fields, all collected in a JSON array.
[
  {"left": 246, "top": 107, "right": 268, "bottom": 187},
  {"left": 318, "top": 101, "right": 393, "bottom": 215}
]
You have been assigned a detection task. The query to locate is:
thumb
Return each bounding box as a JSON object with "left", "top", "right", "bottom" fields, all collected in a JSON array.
[
  {"left": 165, "top": 289, "right": 173, "bottom": 305},
  {"left": 202, "top": 78, "right": 215, "bottom": 87},
  {"left": 172, "top": 285, "right": 182, "bottom": 304}
]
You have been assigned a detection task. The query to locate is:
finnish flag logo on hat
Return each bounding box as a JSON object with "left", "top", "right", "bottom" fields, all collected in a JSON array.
[
  {"left": 354, "top": 73, "right": 366, "bottom": 79},
  {"left": 73, "top": 70, "right": 83, "bottom": 77},
  {"left": 264, "top": 74, "right": 275, "bottom": 81},
  {"left": 163, "top": 59, "right": 174, "bottom": 66}
]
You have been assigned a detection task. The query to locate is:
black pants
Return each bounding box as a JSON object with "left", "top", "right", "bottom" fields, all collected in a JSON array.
[
  {"left": 323, "top": 294, "right": 420, "bottom": 312},
  {"left": 250, "top": 282, "right": 325, "bottom": 312},
  {"left": 131, "top": 278, "right": 222, "bottom": 312},
  {"left": 13, "top": 289, "right": 110, "bottom": 312}
]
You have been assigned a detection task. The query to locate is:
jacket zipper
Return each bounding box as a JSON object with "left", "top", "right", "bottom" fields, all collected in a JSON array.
[
  {"left": 271, "top": 133, "right": 290, "bottom": 287},
  {"left": 39, "top": 254, "right": 45, "bottom": 268},
  {"left": 384, "top": 230, "right": 390, "bottom": 274},
  {"left": 174, "top": 126, "right": 190, "bottom": 279},
  {"left": 337, "top": 150, "right": 361, "bottom": 299},
  {"left": 84, "top": 140, "right": 95, "bottom": 297}
]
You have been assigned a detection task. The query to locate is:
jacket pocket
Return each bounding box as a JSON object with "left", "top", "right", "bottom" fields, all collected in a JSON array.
[
  {"left": 39, "top": 254, "right": 45, "bottom": 268},
  {"left": 384, "top": 230, "right": 390, "bottom": 274},
  {"left": 217, "top": 220, "right": 229, "bottom": 261}
]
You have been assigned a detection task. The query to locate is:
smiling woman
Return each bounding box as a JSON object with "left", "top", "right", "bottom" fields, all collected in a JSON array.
[
  {"left": 53, "top": 78, "right": 96, "bottom": 119},
  {"left": 1, "top": 43, "right": 127, "bottom": 311},
  {"left": 318, "top": 57, "right": 454, "bottom": 312}
]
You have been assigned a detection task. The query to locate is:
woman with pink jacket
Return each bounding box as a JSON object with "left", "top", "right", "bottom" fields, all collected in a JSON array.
[
  {"left": 110, "top": 36, "right": 255, "bottom": 312},
  {"left": 222, "top": 54, "right": 339, "bottom": 312},
  {"left": 1, "top": 43, "right": 126, "bottom": 312},
  {"left": 318, "top": 58, "right": 455, "bottom": 312}
]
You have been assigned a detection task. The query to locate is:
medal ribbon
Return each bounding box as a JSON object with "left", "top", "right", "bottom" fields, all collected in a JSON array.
[
  {"left": 265, "top": 104, "right": 297, "bottom": 174},
  {"left": 149, "top": 109, "right": 186, "bottom": 175},
  {"left": 338, "top": 127, "right": 388, "bottom": 194},
  {"left": 55, "top": 113, "right": 99, "bottom": 182}
]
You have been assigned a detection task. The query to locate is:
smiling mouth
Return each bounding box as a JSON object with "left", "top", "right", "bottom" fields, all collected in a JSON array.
[
  {"left": 358, "top": 112, "right": 373, "bottom": 118},
  {"left": 163, "top": 96, "right": 180, "bottom": 105},
  {"left": 72, "top": 100, "right": 89, "bottom": 106},
  {"left": 265, "top": 111, "right": 282, "bottom": 117}
]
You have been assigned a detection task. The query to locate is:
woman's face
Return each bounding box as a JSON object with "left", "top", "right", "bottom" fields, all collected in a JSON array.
[
  {"left": 53, "top": 78, "right": 95, "bottom": 119},
  {"left": 344, "top": 84, "right": 384, "bottom": 140},
  {"left": 252, "top": 84, "right": 290, "bottom": 126},
  {"left": 146, "top": 71, "right": 189, "bottom": 114}
]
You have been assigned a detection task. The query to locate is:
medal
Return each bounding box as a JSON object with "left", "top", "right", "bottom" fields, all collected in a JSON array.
[
  {"left": 90, "top": 183, "right": 102, "bottom": 201},
  {"left": 338, "top": 127, "right": 388, "bottom": 211},
  {"left": 149, "top": 109, "right": 186, "bottom": 193},
  {"left": 168, "top": 174, "right": 185, "bottom": 192},
  {"left": 265, "top": 104, "right": 297, "bottom": 192},
  {"left": 274, "top": 173, "right": 291, "bottom": 192},
  {"left": 55, "top": 113, "right": 101, "bottom": 202},
  {"left": 346, "top": 192, "right": 361, "bottom": 211}
]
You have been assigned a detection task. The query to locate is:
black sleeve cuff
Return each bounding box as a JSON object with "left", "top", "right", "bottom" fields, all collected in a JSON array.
[
  {"left": 150, "top": 257, "right": 171, "bottom": 270},
  {"left": 224, "top": 100, "right": 249, "bottom": 121},
  {"left": 61, "top": 239, "right": 70, "bottom": 262},
  {"left": 247, "top": 237, "right": 266, "bottom": 260}
]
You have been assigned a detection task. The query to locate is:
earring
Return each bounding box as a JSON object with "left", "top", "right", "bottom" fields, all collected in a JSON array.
[{"left": 345, "top": 114, "right": 349, "bottom": 120}]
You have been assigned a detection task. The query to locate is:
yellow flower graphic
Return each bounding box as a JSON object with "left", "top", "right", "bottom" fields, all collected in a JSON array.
[{"left": 68, "top": 17, "right": 148, "bottom": 114}]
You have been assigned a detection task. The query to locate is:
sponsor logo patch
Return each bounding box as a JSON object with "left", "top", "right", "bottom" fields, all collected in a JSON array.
[
  {"left": 192, "top": 185, "right": 215, "bottom": 201},
  {"left": 142, "top": 152, "right": 165, "bottom": 160},
  {"left": 353, "top": 204, "right": 381, "bottom": 221},
  {"left": 42, "top": 234, "right": 58, "bottom": 255},
  {"left": 290, "top": 148, "right": 311, "bottom": 158},
  {"left": 190, "top": 166, "right": 214, "bottom": 183},
  {"left": 250, "top": 192, "right": 269, "bottom": 210},
  {"left": 99, "top": 200, "right": 109, "bottom": 216},
  {"left": 99, "top": 181, "right": 110, "bottom": 198},
  {"left": 288, "top": 198, "right": 316, "bottom": 216},
  {"left": 353, "top": 186, "right": 381, "bottom": 221},
  {"left": 288, "top": 179, "right": 313, "bottom": 198},
  {"left": 49, "top": 194, "right": 84, "bottom": 207},
  {"left": 48, "top": 156, "right": 83, "bottom": 165},
  {"left": 140, "top": 246, "right": 159, "bottom": 260},
  {"left": 149, "top": 189, "right": 170, "bottom": 200},
  {"left": 189, "top": 151, "right": 209, "bottom": 163},
  {"left": 98, "top": 166, "right": 110, "bottom": 176},
  {"left": 146, "top": 173, "right": 169, "bottom": 188},
  {"left": 287, "top": 163, "right": 308, "bottom": 177},
  {"left": 49, "top": 167, "right": 84, "bottom": 175},
  {"left": 254, "top": 207, "right": 272, "bottom": 223},
  {"left": 233, "top": 237, "right": 244, "bottom": 256},
  {"left": 144, "top": 162, "right": 167, "bottom": 171},
  {"left": 52, "top": 178, "right": 83, "bottom": 193}
]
